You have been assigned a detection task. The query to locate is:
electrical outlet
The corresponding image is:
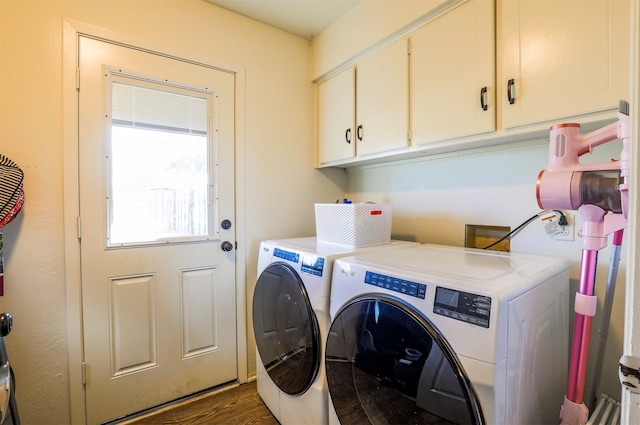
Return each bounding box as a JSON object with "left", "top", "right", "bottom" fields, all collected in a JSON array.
[{"left": 555, "top": 213, "right": 575, "bottom": 241}]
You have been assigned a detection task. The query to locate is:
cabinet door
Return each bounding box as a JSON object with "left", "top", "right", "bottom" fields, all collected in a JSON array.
[
  {"left": 501, "top": 0, "right": 630, "bottom": 128},
  {"left": 411, "top": 0, "right": 495, "bottom": 146},
  {"left": 357, "top": 37, "right": 410, "bottom": 157},
  {"left": 317, "top": 67, "right": 356, "bottom": 165}
]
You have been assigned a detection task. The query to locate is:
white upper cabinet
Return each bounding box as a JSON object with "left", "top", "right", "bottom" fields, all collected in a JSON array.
[
  {"left": 317, "top": 37, "right": 409, "bottom": 166},
  {"left": 411, "top": 0, "right": 495, "bottom": 146},
  {"left": 317, "top": 67, "right": 356, "bottom": 165},
  {"left": 314, "top": 0, "right": 631, "bottom": 167},
  {"left": 356, "top": 37, "right": 410, "bottom": 157},
  {"left": 500, "top": 0, "right": 630, "bottom": 129}
]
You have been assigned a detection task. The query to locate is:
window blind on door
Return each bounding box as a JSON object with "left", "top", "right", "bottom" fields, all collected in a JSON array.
[{"left": 111, "top": 82, "right": 207, "bottom": 135}]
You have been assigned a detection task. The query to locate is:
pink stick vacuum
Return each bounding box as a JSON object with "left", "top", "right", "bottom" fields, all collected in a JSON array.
[{"left": 536, "top": 100, "right": 630, "bottom": 425}]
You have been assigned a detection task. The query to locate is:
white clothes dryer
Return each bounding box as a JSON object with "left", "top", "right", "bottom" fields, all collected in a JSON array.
[
  {"left": 326, "top": 244, "right": 571, "bottom": 425},
  {"left": 253, "top": 237, "right": 418, "bottom": 425}
]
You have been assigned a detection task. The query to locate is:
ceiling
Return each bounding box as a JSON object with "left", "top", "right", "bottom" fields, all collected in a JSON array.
[{"left": 203, "top": 0, "right": 361, "bottom": 40}]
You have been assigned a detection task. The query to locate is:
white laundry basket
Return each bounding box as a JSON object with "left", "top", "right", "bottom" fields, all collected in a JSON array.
[{"left": 314, "top": 203, "right": 392, "bottom": 247}]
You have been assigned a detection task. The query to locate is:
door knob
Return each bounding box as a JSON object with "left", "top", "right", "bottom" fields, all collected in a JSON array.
[
  {"left": 221, "top": 241, "right": 234, "bottom": 252},
  {"left": 0, "top": 313, "right": 12, "bottom": 337},
  {"left": 221, "top": 219, "right": 232, "bottom": 230}
]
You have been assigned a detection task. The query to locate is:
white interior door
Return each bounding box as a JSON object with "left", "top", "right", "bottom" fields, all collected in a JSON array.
[{"left": 78, "top": 36, "right": 237, "bottom": 424}]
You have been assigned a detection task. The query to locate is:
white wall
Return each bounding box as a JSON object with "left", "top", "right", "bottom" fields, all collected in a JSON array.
[
  {"left": 345, "top": 140, "right": 628, "bottom": 402},
  {"left": 0, "top": 1, "right": 346, "bottom": 423}
]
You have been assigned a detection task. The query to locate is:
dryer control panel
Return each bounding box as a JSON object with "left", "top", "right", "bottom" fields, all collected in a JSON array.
[
  {"left": 273, "top": 248, "right": 325, "bottom": 276},
  {"left": 274, "top": 248, "right": 299, "bottom": 263},
  {"left": 364, "top": 271, "right": 427, "bottom": 299},
  {"left": 301, "top": 255, "right": 324, "bottom": 276},
  {"left": 434, "top": 286, "right": 491, "bottom": 328}
]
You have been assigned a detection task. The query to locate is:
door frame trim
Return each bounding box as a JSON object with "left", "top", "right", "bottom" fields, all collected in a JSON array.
[{"left": 62, "top": 19, "right": 248, "bottom": 424}]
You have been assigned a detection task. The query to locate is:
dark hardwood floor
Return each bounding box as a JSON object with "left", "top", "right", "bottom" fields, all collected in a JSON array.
[{"left": 118, "top": 380, "right": 279, "bottom": 425}]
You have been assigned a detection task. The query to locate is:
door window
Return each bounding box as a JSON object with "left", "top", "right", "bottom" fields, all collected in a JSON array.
[{"left": 106, "top": 73, "right": 215, "bottom": 246}]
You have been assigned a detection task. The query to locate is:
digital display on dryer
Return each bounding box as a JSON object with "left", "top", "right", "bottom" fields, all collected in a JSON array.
[
  {"left": 434, "top": 286, "right": 491, "bottom": 328},
  {"left": 301, "top": 255, "right": 324, "bottom": 276}
]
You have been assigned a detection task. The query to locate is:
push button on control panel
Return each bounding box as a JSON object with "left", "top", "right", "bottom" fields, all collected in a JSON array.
[
  {"left": 364, "top": 271, "right": 427, "bottom": 299},
  {"left": 274, "top": 248, "right": 300, "bottom": 263}
]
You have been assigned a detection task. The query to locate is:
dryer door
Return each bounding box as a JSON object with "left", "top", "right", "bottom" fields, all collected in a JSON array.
[
  {"left": 326, "top": 295, "right": 485, "bottom": 425},
  {"left": 252, "top": 262, "right": 321, "bottom": 396}
]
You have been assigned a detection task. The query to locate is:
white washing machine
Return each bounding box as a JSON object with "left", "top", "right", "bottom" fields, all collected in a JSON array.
[
  {"left": 326, "top": 244, "right": 571, "bottom": 425},
  {"left": 253, "top": 237, "right": 419, "bottom": 425}
]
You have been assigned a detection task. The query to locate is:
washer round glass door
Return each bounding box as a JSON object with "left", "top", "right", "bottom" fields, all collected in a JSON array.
[
  {"left": 326, "top": 295, "right": 485, "bottom": 425},
  {"left": 252, "top": 262, "right": 320, "bottom": 396}
]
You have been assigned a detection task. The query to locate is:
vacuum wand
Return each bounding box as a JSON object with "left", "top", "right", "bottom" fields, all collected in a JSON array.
[
  {"left": 589, "top": 230, "right": 623, "bottom": 409},
  {"left": 535, "top": 100, "right": 630, "bottom": 425}
]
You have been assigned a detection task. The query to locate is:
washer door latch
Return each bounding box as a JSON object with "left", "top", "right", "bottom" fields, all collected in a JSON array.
[{"left": 619, "top": 354, "right": 640, "bottom": 393}]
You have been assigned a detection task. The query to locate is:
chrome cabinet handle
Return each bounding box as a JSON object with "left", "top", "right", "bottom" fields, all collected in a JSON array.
[
  {"left": 507, "top": 79, "right": 516, "bottom": 104},
  {"left": 480, "top": 87, "right": 488, "bottom": 111}
]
